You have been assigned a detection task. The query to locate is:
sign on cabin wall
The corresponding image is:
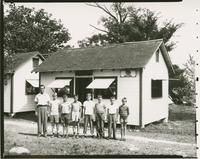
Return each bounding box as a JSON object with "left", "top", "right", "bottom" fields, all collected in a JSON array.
[{"left": 120, "top": 69, "right": 137, "bottom": 77}]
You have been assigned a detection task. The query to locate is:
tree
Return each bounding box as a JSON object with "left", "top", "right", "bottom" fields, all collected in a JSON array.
[
  {"left": 183, "top": 55, "right": 195, "bottom": 105},
  {"left": 4, "top": 4, "right": 71, "bottom": 55},
  {"left": 78, "top": 3, "right": 183, "bottom": 52},
  {"left": 169, "top": 55, "right": 195, "bottom": 106},
  {"left": 169, "top": 65, "right": 188, "bottom": 104}
]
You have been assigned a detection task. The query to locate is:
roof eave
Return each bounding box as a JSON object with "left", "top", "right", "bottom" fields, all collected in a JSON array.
[{"left": 34, "top": 67, "right": 144, "bottom": 73}]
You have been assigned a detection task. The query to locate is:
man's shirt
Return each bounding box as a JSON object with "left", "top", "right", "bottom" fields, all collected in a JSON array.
[{"left": 34, "top": 93, "right": 50, "bottom": 106}]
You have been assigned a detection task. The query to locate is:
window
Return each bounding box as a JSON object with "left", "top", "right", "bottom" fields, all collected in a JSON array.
[
  {"left": 33, "top": 58, "right": 39, "bottom": 68},
  {"left": 156, "top": 50, "right": 159, "bottom": 62},
  {"left": 151, "top": 80, "right": 162, "bottom": 98},
  {"left": 25, "top": 81, "right": 39, "bottom": 95},
  {"left": 93, "top": 77, "right": 117, "bottom": 99},
  {"left": 55, "top": 77, "right": 74, "bottom": 97}
]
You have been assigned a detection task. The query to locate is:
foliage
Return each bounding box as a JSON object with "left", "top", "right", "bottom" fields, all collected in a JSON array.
[
  {"left": 78, "top": 3, "right": 183, "bottom": 52},
  {"left": 4, "top": 4, "right": 71, "bottom": 73},
  {"left": 169, "top": 55, "right": 195, "bottom": 105},
  {"left": 183, "top": 55, "right": 195, "bottom": 105},
  {"left": 4, "top": 4, "right": 71, "bottom": 54}
]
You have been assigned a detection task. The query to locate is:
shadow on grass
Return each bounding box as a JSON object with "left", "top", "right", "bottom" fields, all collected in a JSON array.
[
  {"left": 13, "top": 111, "right": 37, "bottom": 122},
  {"left": 19, "top": 132, "right": 38, "bottom": 137}
]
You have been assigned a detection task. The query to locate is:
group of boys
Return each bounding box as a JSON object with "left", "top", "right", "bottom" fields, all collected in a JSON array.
[{"left": 34, "top": 85, "right": 129, "bottom": 141}]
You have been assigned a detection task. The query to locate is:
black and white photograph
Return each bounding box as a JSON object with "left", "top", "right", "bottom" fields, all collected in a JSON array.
[{"left": 2, "top": 0, "right": 199, "bottom": 157}]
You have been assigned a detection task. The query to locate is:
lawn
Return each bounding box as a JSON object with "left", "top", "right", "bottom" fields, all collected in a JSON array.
[{"left": 3, "top": 104, "right": 196, "bottom": 157}]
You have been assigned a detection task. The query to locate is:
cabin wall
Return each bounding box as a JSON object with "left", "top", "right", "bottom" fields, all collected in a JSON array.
[
  {"left": 142, "top": 49, "right": 169, "bottom": 126},
  {"left": 12, "top": 57, "right": 43, "bottom": 113},
  {"left": 40, "top": 72, "right": 75, "bottom": 103},
  {"left": 4, "top": 78, "right": 11, "bottom": 113},
  {"left": 40, "top": 69, "right": 140, "bottom": 125}
]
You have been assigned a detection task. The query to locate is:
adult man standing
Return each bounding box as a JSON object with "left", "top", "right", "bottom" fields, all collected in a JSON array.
[{"left": 34, "top": 85, "right": 50, "bottom": 137}]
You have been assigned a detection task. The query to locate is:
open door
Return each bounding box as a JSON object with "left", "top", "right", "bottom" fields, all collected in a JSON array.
[{"left": 75, "top": 78, "right": 92, "bottom": 103}]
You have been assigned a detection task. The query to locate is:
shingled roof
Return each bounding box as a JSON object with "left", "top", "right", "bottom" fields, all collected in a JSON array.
[
  {"left": 5, "top": 51, "right": 44, "bottom": 74},
  {"left": 34, "top": 39, "right": 174, "bottom": 73}
]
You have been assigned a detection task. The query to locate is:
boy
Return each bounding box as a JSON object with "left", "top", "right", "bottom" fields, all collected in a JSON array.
[
  {"left": 71, "top": 95, "right": 82, "bottom": 138},
  {"left": 49, "top": 93, "right": 60, "bottom": 137},
  {"left": 107, "top": 96, "right": 118, "bottom": 140},
  {"left": 119, "top": 97, "right": 129, "bottom": 141},
  {"left": 94, "top": 94, "right": 106, "bottom": 138},
  {"left": 83, "top": 93, "right": 95, "bottom": 137},
  {"left": 60, "top": 94, "right": 71, "bottom": 138}
]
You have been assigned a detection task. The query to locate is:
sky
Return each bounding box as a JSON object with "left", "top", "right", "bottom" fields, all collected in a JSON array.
[{"left": 4, "top": 1, "right": 200, "bottom": 67}]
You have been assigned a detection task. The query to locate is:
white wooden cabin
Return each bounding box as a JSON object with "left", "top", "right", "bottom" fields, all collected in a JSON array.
[
  {"left": 34, "top": 39, "right": 174, "bottom": 127},
  {"left": 4, "top": 52, "right": 44, "bottom": 115}
]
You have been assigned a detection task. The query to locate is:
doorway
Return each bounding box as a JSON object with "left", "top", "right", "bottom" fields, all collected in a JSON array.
[{"left": 75, "top": 78, "right": 92, "bottom": 103}]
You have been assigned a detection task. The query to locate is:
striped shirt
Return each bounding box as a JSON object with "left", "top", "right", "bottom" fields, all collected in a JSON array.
[{"left": 119, "top": 105, "right": 129, "bottom": 117}]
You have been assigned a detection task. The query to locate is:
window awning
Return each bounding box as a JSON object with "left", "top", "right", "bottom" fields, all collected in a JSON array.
[
  {"left": 26, "top": 79, "right": 39, "bottom": 88},
  {"left": 87, "top": 78, "right": 115, "bottom": 89},
  {"left": 47, "top": 79, "right": 71, "bottom": 88}
]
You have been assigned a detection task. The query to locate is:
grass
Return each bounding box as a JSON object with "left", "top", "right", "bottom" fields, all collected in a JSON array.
[
  {"left": 128, "top": 104, "right": 196, "bottom": 143},
  {"left": 4, "top": 104, "right": 196, "bottom": 157}
]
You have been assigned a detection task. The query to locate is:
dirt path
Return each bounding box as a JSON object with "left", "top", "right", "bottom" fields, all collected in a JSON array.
[{"left": 4, "top": 119, "right": 195, "bottom": 147}]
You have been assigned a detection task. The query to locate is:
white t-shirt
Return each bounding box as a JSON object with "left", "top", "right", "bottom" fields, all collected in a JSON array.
[
  {"left": 34, "top": 93, "right": 50, "bottom": 106},
  {"left": 83, "top": 100, "right": 95, "bottom": 115},
  {"left": 50, "top": 100, "right": 60, "bottom": 115},
  {"left": 108, "top": 103, "right": 118, "bottom": 114},
  {"left": 60, "top": 101, "right": 71, "bottom": 114}
]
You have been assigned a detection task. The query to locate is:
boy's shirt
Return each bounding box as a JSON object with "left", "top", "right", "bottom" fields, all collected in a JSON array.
[
  {"left": 60, "top": 101, "right": 71, "bottom": 114},
  {"left": 108, "top": 103, "right": 118, "bottom": 114},
  {"left": 49, "top": 100, "right": 60, "bottom": 115},
  {"left": 71, "top": 101, "right": 82, "bottom": 113},
  {"left": 119, "top": 105, "right": 129, "bottom": 117},
  {"left": 95, "top": 102, "right": 106, "bottom": 114},
  {"left": 83, "top": 100, "right": 95, "bottom": 115}
]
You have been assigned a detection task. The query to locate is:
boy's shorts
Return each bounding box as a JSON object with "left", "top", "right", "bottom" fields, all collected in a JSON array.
[
  {"left": 50, "top": 115, "right": 59, "bottom": 123},
  {"left": 120, "top": 116, "right": 128, "bottom": 123},
  {"left": 72, "top": 112, "right": 80, "bottom": 122},
  {"left": 61, "top": 113, "right": 71, "bottom": 126}
]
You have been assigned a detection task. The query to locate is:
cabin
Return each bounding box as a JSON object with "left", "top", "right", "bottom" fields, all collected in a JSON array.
[
  {"left": 4, "top": 52, "right": 45, "bottom": 115},
  {"left": 34, "top": 39, "right": 174, "bottom": 127}
]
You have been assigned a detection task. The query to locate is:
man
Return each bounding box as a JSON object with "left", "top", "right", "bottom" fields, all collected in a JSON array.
[
  {"left": 94, "top": 94, "right": 106, "bottom": 138},
  {"left": 83, "top": 93, "right": 95, "bottom": 137},
  {"left": 34, "top": 85, "right": 50, "bottom": 137},
  {"left": 107, "top": 96, "right": 118, "bottom": 140}
]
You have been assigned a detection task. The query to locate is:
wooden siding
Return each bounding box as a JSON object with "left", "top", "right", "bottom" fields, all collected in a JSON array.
[
  {"left": 12, "top": 55, "right": 43, "bottom": 113},
  {"left": 4, "top": 78, "right": 11, "bottom": 113},
  {"left": 41, "top": 71, "right": 75, "bottom": 103},
  {"left": 142, "top": 48, "right": 169, "bottom": 126}
]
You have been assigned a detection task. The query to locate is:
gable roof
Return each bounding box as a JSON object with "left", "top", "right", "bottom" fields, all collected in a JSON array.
[
  {"left": 34, "top": 39, "right": 174, "bottom": 73},
  {"left": 4, "top": 51, "right": 45, "bottom": 74}
]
